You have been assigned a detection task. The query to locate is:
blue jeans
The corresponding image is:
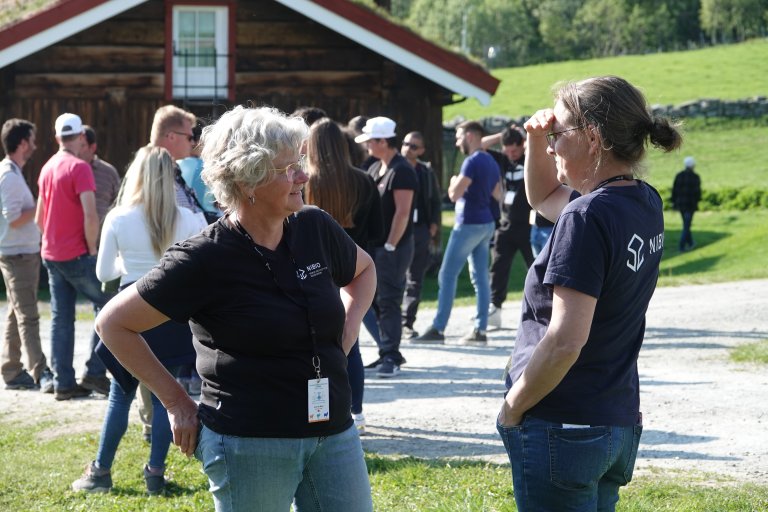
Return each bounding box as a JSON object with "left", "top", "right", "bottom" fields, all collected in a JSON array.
[
  {"left": 432, "top": 222, "right": 495, "bottom": 332},
  {"left": 373, "top": 238, "right": 414, "bottom": 361},
  {"left": 679, "top": 211, "right": 694, "bottom": 250},
  {"left": 530, "top": 225, "right": 554, "bottom": 258},
  {"left": 497, "top": 416, "right": 642, "bottom": 512},
  {"left": 195, "top": 423, "right": 373, "bottom": 512},
  {"left": 96, "top": 371, "right": 178, "bottom": 470},
  {"left": 43, "top": 255, "right": 111, "bottom": 391}
]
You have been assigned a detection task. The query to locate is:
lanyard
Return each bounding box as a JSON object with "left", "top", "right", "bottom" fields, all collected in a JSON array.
[
  {"left": 232, "top": 217, "right": 323, "bottom": 379},
  {"left": 593, "top": 174, "right": 633, "bottom": 192}
]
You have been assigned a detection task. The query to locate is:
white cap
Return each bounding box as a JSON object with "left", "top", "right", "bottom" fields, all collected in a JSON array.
[
  {"left": 55, "top": 113, "right": 84, "bottom": 137},
  {"left": 354, "top": 116, "right": 396, "bottom": 143},
  {"left": 684, "top": 156, "right": 695, "bottom": 168}
]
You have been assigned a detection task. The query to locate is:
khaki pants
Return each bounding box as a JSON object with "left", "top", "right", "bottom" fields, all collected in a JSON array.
[
  {"left": 0, "top": 253, "right": 46, "bottom": 383},
  {"left": 137, "top": 382, "right": 153, "bottom": 434}
]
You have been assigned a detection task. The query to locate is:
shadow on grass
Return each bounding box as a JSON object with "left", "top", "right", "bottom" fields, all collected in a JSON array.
[
  {"left": 643, "top": 326, "right": 768, "bottom": 344},
  {"left": 364, "top": 452, "right": 506, "bottom": 474}
]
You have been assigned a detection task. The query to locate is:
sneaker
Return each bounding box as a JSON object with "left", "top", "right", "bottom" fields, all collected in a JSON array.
[
  {"left": 412, "top": 326, "right": 445, "bottom": 344},
  {"left": 4, "top": 370, "right": 37, "bottom": 390},
  {"left": 353, "top": 413, "right": 366, "bottom": 435},
  {"left": 460, "top": 328, "right": 487, "bottom": 346},
  {"left": 38, "top": 368, "right": 54, "bottom": 393},
  {"left": 364, "top": 356, "right": 406, "bottom": 372},
  {"left": 402, "top": 325, "right": 419, "bottom": 339},
  {"left": 143, "top": 464, "right": 166, "bottom": 495},
  {"left": 376, "top": 358, "right": 400, "bottom": 378},
  {"left": 488, "top": 305, "right": 502, "bottom": 329},
  {"left": 79, "top": 374, "right": 110, "bottom": 396},
  {"left": 72, "top": 461, "right": 112, "bottom": 493},
  {"left": 55, "top": 385, "right": 92, "bottom": 401}
]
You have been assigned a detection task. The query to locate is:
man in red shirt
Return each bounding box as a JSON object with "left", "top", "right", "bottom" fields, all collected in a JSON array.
[{"left": 35, "top": 113, "right": 111, "bottom": 401}]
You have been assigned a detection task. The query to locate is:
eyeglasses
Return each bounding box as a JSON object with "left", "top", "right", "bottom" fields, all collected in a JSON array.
[
  {"left": 402, "top": 142, "right": 422, "bottom": 150},
  {"left": 170, "top": 131, "right": 196, "bottom": 143},
  {"left": 273, "top": 154, "right": 306, "bottom": 179},
  {"left": 545, "top": 126, "right": 584, "bottom": 148}
]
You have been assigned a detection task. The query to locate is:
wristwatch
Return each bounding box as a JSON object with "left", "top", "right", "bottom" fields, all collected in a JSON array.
[{"left": 384, "top": 243, "right": 396, "bottom": 252}]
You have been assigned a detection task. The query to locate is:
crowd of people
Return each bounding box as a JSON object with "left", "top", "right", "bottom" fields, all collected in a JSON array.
[{"left": 1, "top": 74, "right": 688, "bottom": 510}]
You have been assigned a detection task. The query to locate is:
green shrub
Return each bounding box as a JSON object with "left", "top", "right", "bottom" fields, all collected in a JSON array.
[{"left": 658, "top": 186, "right": 768, "bottom": 211}]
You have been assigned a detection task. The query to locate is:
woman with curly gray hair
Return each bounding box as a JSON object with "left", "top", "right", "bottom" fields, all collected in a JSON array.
[
  {"left": 95, "top": 106, "right": 376, "bottom": 511},
  {"left": 497, "top": 76, "right": 682, "bottom": 511}
]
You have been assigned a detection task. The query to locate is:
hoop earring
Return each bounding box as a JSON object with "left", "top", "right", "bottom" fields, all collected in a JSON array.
[{"left": 248, "top": 196, "right": 255, "bottom": 205}]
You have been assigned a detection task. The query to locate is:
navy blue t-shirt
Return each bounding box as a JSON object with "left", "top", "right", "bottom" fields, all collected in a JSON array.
[
  {"left": 137, "top": 206, "right": 357, "bottom": 438},
  {"left": 455, "top": 150, "right": 499, "bottom": 225},
  {"left": 506, "top": 181, "right": 664, "bottom": 426}
]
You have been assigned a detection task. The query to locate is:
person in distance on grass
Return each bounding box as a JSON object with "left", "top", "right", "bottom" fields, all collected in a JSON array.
[
  {"left": 497, "top": 75, "right": 682, "bottom": 511},
  {"left": 671, "top": 156, "right": 701, "bottom": 252},
  {"left": 95, "top": 106, "right": 376, "bottom": 511}
]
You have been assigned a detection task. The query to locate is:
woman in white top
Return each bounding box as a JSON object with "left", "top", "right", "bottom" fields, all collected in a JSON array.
[{"left": 72, "top": 145, "right": 205, "bottom": 496}]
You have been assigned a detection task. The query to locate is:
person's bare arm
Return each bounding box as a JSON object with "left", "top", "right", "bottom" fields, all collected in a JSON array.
[
  {"left": 448, "top": 174, "right": 471, "bottom": 202},
  {"left": 340, "top": 246, "right": 377, "bottom": 354},
  {"left": 9, "top": 208, "right": 35, "bottom": 229},
  {"left": 35, "top": 198, "right": 45, "bottom": 232},
  {"left": 79, "top": 191, "right": 100, "bottom": 256},
  {"left": 524, "top": 109, "right": 573, "bottom": 222},
  {"left": 96, "top": 285, "right": 199, "bottom": 456},
  {"left": 386, "top": 189, "right": 414, "bottom": 246},
  {"left": 499, "top": 285, "right": 596, "bottom": 426},
  {"left": 481, "top": 132, "right": 502, "bottom": 150}
]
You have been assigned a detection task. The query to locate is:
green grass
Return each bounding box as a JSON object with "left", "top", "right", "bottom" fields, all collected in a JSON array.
[
  {"left": 445, "top": 40, "right": 768, "bottom": 122},
  {"left": 419, "top": 209, "right": 768, "bottom": 308},
  {"left": 730, "top": 339, "right": 768, "bottom": 364},
  {"left": 1, "top": 423, "right": 766, "bottom": 511}
]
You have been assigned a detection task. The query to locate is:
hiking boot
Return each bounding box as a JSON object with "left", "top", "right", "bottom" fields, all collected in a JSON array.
[
  {"left": 353, "top": 413, "right": 366, "bottom": 435},
  {"left": 79, "top": 374, "right": 110, "bottom": 396},
  {"left": 402, "top": 325, "right": 419, "bottom": 339},
  {"left": 460, "top": 328, "right": 488, "bottom": 346},
  {"left": 376, "top": 357, "right": 400, "bottom": 379},
  {"left": 412, "top": 326, "right": 445, "bottom": 344},
  {"left": 5, "top": 370, "right": 37, "bottom": 390},
  {"left": 38, "top": 368, "right": 54, "bottom": 393},
  {"left": 72, "top": 461, "right": 112, "bottom": 493},
  {"left": 143, "top": 464, "right": 166, "bottom": 495},
  {"left": 55, "top": 385, "right": 92, "bottom": 401},
  {"left": 488, "top": 305, "right": 502, "bottom": 330}
]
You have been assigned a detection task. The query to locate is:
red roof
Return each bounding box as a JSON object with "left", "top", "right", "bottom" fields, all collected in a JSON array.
[{"left": 0, "top": 0, "right": 499, "bottom": 103}]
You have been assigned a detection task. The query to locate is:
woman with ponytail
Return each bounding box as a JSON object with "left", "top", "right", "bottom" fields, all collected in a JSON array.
[{"left": 497, "top": 76, "right": 681, "bottom": 511}]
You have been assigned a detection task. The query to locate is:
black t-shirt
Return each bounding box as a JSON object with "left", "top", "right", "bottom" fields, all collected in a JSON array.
[
  {"left": 344, "top": 168, "right": 384, "bottom": 253},
  {"left": 488, "top": 149, "right": 530, "bottom": 226},
  {"left": 506, "top": 182, "right": 664, "bottom": 426},
  {"left": 367, "top": 153, "right": 418, "bottom": 247},
  {"left": 136, "top": 206, "right": 358, "bottom": 438}
]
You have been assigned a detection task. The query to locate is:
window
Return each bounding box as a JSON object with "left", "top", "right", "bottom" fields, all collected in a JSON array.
[{"left": 171, "top": 5, "right": 229, "bottom": 99}]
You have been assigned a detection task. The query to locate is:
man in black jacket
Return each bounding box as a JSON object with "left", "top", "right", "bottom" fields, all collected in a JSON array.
[{"left": 671, "top": 156, "right": 702, "bottom": 252}]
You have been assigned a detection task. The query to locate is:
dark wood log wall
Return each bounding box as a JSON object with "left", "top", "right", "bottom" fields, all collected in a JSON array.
[{"left": 0, "top": 0, "right": 450, "bottom": 193}]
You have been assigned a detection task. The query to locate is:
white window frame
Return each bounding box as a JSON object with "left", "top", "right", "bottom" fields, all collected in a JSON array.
[{"left": 172, "top": 5, "right": 229, "bottom": 99}]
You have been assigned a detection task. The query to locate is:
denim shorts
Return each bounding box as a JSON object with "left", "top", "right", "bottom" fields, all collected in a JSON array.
[
  {"left": 497, "top": 415, "right": 642, "bottom": 512},
  {"left": 195, "top": 423, "right": 372, "bottom": 512}
]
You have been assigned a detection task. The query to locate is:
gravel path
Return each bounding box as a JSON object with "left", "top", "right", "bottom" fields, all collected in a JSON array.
[{"left": 1, "top": 279, "right": 766, "bottom": 483}]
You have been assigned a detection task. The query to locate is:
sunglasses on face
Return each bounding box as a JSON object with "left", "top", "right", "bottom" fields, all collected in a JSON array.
[
  {"left": 170, "top": 131, "right": 196, "bottom": 143},
  {"left": 402, "top": 142, "right": 422, "bottom": 150}
]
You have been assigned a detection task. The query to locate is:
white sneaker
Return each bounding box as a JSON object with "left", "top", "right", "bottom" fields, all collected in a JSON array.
[
  {"left": 488, "top": 305, "right": 502, "bottom": 329},
  {"left": 353, "top": 413, "right": 366, "bottom": 435}
]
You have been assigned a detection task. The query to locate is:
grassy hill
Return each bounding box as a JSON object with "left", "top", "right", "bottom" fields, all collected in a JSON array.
[{"left": 443, "top": 40, "right": 768, "bottom": 192}]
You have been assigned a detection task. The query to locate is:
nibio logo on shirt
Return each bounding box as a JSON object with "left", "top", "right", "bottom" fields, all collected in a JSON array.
[{"left": 296, "top": 262, "right": 327, "bottom": 280}]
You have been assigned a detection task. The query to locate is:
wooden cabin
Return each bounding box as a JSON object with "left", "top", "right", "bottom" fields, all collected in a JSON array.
[{"left": 0, "top": 0, "right": 498, "bottom": 190}]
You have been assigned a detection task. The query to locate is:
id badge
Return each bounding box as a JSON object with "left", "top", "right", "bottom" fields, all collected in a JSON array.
[
  {"left": 308, "top": 378, "right": 330, "bottom": 423},
  {"left": 504, "top": 190, "right": 516, "bottom": 205}
]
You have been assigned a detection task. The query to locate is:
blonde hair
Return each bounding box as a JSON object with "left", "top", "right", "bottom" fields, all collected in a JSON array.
[
  {"left": 150, "top": 105, "right": 196, "bottom": 145},
  {"left": 116, "top": 145, "right": 178, "bottom": 257},
  {"left": 200, "top": 105, "right": 308, "bottom": 211}
]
